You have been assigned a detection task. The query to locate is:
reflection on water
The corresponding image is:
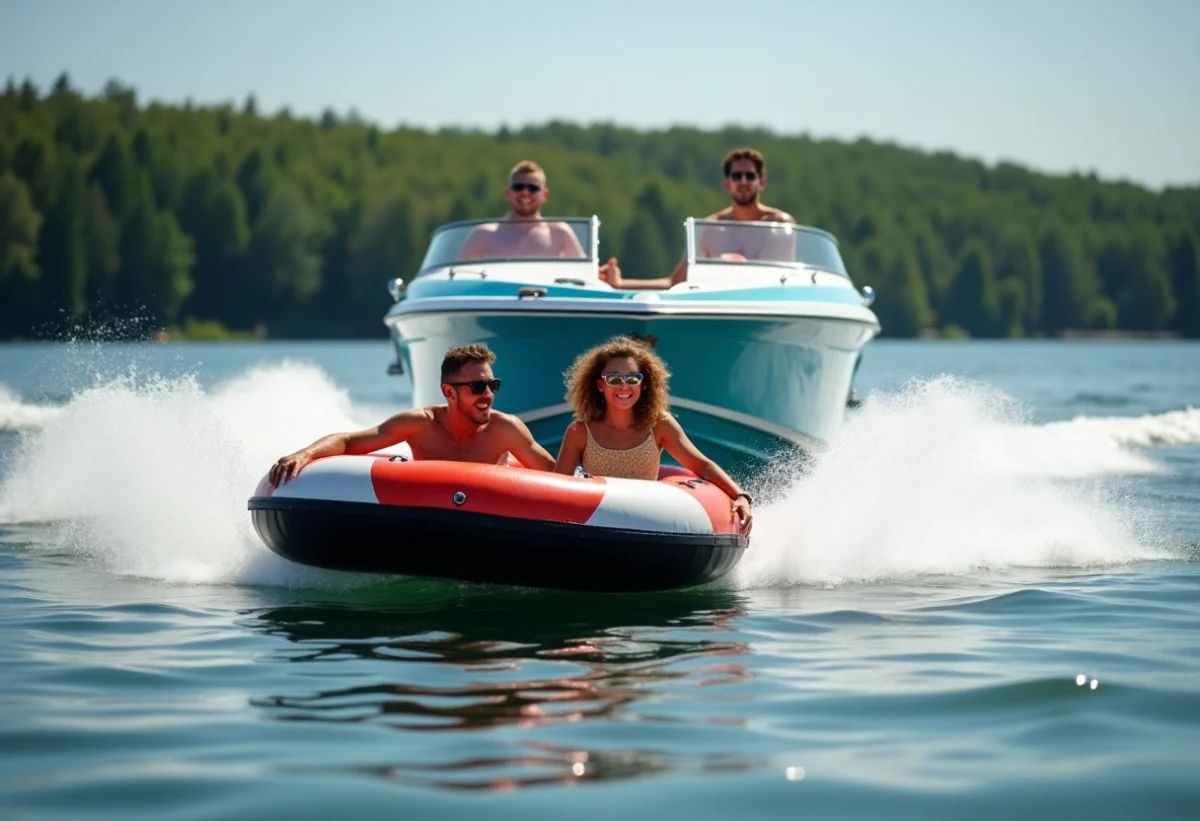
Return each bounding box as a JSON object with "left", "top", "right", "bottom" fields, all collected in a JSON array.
[
  {"left": 312, "top": 741, "right": 763, "bottom": 793},
  {"left": 243, "top": 584, "right": 757, "bottom": 791}
]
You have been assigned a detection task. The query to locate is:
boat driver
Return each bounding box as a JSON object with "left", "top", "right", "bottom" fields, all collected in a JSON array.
[
  {"left": 598, "top": 147, "right": 797, "bottom": 289},
  {"left": 458, "top": 160, "right": 586, "bottom": 259},
  {"left": 267, "top": 343, "right": 556, "bottom": 486},
  {"left": 458, "top": 160, "right": 623, "bottom": 279}
]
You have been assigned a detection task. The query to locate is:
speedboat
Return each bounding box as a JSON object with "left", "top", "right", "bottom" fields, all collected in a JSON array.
[{"left": 383, "top": 216, "right": 880, "bottom": 480}]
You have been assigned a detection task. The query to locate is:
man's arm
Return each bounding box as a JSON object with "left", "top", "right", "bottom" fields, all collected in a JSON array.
[
  {"left": 498, "top": 414, "right": 557, "bottom": 471},
  {"left": 759, "top": 210, "right": 799, "bottom": 261},
  {"left": 268, "top": 410, "right": 428, "bottom": 486},
  {"left": 600, "top": 208, "right": 738, "bottom": 290},
  {"left": 699, "top": 220, "right": 744, "bottom": 260},
  {"left": 553, "top": 223, "right": 587, "bottom": 258},
  {"left": 599, "top": 255, "right": 687, "bottom": 290},
  {"left": 458, "top": 226, "right": 491, "bottom": 260},
  {"left": 604, "top": 211, "right": 728, "bottom": 289}
]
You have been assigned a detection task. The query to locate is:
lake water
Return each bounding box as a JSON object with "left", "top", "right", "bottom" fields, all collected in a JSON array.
[{"left": 1, "top": 339, "right": 1198, "bottom": 820}]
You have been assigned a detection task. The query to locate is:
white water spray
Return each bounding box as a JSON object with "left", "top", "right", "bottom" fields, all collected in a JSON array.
[
  {"left": 734, "top": 376, "right": 1178, "bottom": 589},
  {"left": 0, "top": 368, "right": 1188, "bottom": 590},
  {"left": 0, "top": 362, "right": 387, "bottom": 588},
  {"left": 0, "top": 384, "right": 61, "bottom": 432}
]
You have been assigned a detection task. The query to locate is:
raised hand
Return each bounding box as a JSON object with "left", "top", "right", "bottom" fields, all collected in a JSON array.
[{"left": 597, "top": 257, "right": 623, "bottom": 286}]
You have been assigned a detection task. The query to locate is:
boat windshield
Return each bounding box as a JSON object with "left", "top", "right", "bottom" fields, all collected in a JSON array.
[
  {"left": 686, "top": 219, "right": 849, "bottom": 277},
  {"left": 418, "top": 216, "right": 598, "bottom": 273}
]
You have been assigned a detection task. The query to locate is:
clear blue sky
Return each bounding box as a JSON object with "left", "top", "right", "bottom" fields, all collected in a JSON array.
[{"left": 5, "top": 0, "right": 1198, "bottom": 189}]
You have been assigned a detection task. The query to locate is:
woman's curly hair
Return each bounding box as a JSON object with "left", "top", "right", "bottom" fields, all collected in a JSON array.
[{"left": 564, "top": 336, "right": 671, "bottom": 429}]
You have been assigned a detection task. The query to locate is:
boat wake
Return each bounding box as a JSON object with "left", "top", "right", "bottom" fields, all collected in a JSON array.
[
  {"left": 1039, "top": 407, "right": 1200, "bottom": 449},
  {"left": 734, "top": 376, "right": 1181, "bottom": 590},
  {"left": 0, "top": 369, "right": 1189, "bottom": 591},
  {"left": 0, "top": 364, "right": 387, "bottom": 589},
  {"left": 0, "top": 384, "right": 61, "bottom": 432}
]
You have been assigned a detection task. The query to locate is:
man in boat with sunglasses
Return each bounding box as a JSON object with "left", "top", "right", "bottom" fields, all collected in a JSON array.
[
  {"left": 268, "top": 344, "right": 556, "bottom": 487},
  {"left": 458, "top": 160, "right": 622, "bottom": 278},
  {"left": 598, "top": 147, "right": 795, "bottom": 290}
]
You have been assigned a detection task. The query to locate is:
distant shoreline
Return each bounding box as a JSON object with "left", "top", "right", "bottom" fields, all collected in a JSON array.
[
  {"left": 1055, "top": 330, "right": 1184, "bottom": 341},
  {"left": 917, "top": 328, "right": 1184, "bottom": 341}
]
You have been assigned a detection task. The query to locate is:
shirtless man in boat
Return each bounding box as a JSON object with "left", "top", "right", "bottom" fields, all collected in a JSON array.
[
  {"left": 599, "top": 147, "right": 796, "bottom": 290},
  {"left": 267, "top": 344, "right": 556, "bottom": 487},
  {"left": 457, "top": 160, "right": 587, "bottom": 259},
  {"left": 458, "top": 160, "right": 622, "bottom": 277}
]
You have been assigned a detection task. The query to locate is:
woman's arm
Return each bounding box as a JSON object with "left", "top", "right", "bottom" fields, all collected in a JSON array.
[
  {"left": 656, "top": 415, "right": 753, "bottom": 533},
  {"left": 656, "top": 416, "right": 743, "bottom": 498},
  {"left": 553, "top": 422, "right": 587, "bottom": 476}
]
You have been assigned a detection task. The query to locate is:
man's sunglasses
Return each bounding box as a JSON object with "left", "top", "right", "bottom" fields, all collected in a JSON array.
[
  {"left": 728, "top": 171, "right": 759, "bottom": 181},
  {"left": 510, "top": 182, "right": 542, "bottom": 193},
  {"left": 602, "top": 372, "right": 644, "bottom": 387},
  {"left": 446, "top": 379, "right": 502, "bottom": 394}
]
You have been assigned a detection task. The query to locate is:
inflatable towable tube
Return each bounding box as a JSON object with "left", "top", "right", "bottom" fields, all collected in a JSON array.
[{"left": 247, "top": 454, "right": 748, "bottom": 593}]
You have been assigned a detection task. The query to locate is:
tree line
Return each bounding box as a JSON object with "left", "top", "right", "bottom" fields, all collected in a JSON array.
[{"left": 1, "top": 73, "right": 1197, "bottom": 341}]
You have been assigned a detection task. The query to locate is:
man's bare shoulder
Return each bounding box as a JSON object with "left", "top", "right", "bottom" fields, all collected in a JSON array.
[
  {"left": 760, "top": 206, "right": 796, "bottom": 224},
  {"left": 481, "top": 410, "right": 535, "bottom": 441},
  {"left": 468, "top": 222, "right": 502, "bottom": 235},
  {"left": 484, "top": 409, "right": 525, "bottom": 432},
  {"left": 460, "top": 223, "right": 500, "bottom": 258},
  {"left": 548, "top": 221, "right": 580, "bottom": 241},
  {"left": 384, "top": 406, "right": 436, "bottom": 426},
  {"left": 708, "top": 208, "right": 735, "bottom": 220}
]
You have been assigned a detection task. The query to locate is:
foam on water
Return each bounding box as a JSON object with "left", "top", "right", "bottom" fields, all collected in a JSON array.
[
  {"left": 734, "top": 376, "right": 1178, "bottom": 589},
  {"left": 0, "top": 362, "right": 387, "bottom": 588},
  {"left": 0, "top": 366, "right": 1187, "bottom": 591},
  {"left": 1041, "top": 406, "right": 1200, "bottom": 449},
  {"left": 0, "top": 384, "right": 62, "bottom": 431}
]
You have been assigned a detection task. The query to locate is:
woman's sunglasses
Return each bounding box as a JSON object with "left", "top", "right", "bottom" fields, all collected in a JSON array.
[
  {"left": 445, "top": 378, "right": 502, "bottom": 395},
  {"left": 601, "top": 372, "right": 644, "bottom": 387}
]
